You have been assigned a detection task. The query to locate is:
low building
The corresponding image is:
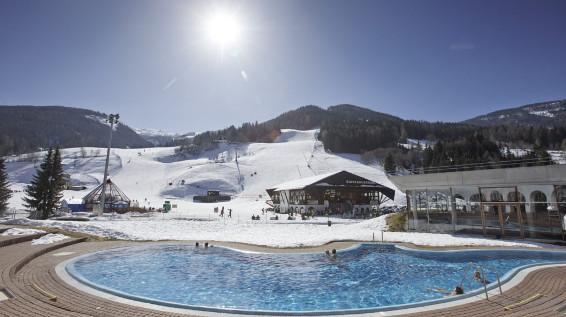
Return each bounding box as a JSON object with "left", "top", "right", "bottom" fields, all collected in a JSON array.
[
  {"left": 266, "top": 171, "right": 395, "bottom": 217},
  {"left": 60, "top": 198, "right": 85, "bottom": 213},
  {"left": 389, "top": 164, "right": 566, "bottom": 239},
  {"left": 83, "top": 179, "right": 131, "bottom": 213},
  {"left": 193, "top": 190, "right": 231, "bottom": 203}
]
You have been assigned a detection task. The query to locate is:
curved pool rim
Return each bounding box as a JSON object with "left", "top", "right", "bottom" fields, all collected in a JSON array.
[{"left": 63, "top": 243, "right": 566, "bottom": 316}]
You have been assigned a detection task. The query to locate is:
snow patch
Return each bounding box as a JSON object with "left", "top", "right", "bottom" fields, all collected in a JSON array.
[
  {"left": 350, "top": 214, "right": 389, "bottom": 231},
  {"left": 501, "top": 148, "right": 566, "bottom": 164},
  {"left": 85, "top": 115, "right": 119, "bottom": 130},
  {"left": 399, "top": 139, "right": 435, "bottom": 150},
  {"left": 270, "top": 171, "right": 338, "bottom": 191},
  {"left": 548, "top": 151, "right": 566, "bottom": 164},
  {"left": 1, "top": 228, "right": 46, "bottom": 236},
  {"left": 528, "top": 110, "right": 555, "bottom": 118},
  {"left": 274, "top": 129, "right": 318, "bottom": 143},
  {"left": 3, "top": 215, "right": 541, "bottom": 249},
  {"left": 31, "top": 233, "right": 69, "bottom": 245},
  {"left": 133, "top": 128, "right": 178, "bottom": 137}
]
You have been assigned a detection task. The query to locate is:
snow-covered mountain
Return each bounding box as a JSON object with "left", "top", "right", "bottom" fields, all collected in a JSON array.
[
  {"left": 0, "top": 105, "right": 152, "bottom": 155},
  {"left": 5, "top": 129, "right": 405, "bottom": 215},
  {"left": 464, "top": 99, "right": 566, "bottom": 127},
  {"left": 133, "top": 128, "right": 195, "bottom": 146}
]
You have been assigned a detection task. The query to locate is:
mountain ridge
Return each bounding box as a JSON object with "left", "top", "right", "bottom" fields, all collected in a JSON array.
[
  {"left": 0, "top": 105, "right": 151, "bottom": 155},
  {"left": 464, "top": 99, "right": 566, "bottom": 127},
  {"left": 133, "top": 127, "right": 195, "bottom": 146},
  {"left": 2, "top": 98, "right": 565, "bottom": 156}
]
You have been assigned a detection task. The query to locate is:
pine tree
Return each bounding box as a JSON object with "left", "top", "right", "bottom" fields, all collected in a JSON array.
[
  {"left": 23, "top": 148, "right": 53, "bottom": 219},
  {"left": 46, "top": 146, "right": 66, "bottom": 213},
  {"left": 423, "top": 146, "right": 433, "bottom": 168},
  {"left": 383, "top": 153, "right": 396, "bottom": 174},
  {"left": 0, "top": 157, "right": 12, "bottom": 216}
]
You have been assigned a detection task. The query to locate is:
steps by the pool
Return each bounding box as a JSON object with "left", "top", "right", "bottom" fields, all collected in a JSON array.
[{"left": 0, "top": 232, "right": 47, "bottom": 248}]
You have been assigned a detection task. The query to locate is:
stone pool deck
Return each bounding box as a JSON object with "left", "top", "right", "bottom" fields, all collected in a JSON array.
[{"left": 0, "top": 235, "right": 565, "bottom": 317}]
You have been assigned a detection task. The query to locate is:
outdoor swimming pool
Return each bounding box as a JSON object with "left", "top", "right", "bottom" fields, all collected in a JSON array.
[{"left": 66, "top": 244, "right": 566, "bottom": 314}]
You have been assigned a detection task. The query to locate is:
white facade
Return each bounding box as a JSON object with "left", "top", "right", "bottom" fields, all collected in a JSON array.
[{"left": 389, "top": 164, "right": 566, "bottom": 238}]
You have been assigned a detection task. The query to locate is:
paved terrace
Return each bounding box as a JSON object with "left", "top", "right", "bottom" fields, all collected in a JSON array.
[{"left": 0, "top": 234, "right": 565, "bottom": 316}]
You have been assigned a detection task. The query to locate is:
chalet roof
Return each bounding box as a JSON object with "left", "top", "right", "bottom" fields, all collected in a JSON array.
[
  {"left": 268, "top": 170, "right": 395, "bottom": 200},
  {"left": 269, "top": 171, "right": 338, "bottom": 191}
]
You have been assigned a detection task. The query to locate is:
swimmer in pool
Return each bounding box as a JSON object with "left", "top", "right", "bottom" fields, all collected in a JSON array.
[{"left": 474, "top": 270, "right": 490, "bottom": 285}]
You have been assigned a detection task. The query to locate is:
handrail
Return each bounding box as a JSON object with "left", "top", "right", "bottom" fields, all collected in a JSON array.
[
  {"left": 479, "top": 266, "right": 489, "bottom": 300},
  {"left": 456, "top": 263, "right": 503, "bottom": 300},
  {"left": 421, "top": 156, "right": 554, "bottom": 171},
  {"left": 474, "top": 264, "right": 504, "bottom": 299}
]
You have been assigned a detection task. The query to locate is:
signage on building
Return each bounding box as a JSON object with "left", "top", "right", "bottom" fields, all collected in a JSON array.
[{"left": 345, "top": 179, "right": 375, "bottom": 185}]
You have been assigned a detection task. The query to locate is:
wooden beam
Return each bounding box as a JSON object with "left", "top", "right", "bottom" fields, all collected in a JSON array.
[
  {"left": 516, "top": 186, "right": 525, "bottom": 239},
  {"left": 479, "top": 187, "right": 486, "bottom": 236}
]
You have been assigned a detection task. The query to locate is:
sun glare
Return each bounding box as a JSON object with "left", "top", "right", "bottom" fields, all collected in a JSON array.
[{"left": 204, "top": 10, "right": 242, "bottom": 48}]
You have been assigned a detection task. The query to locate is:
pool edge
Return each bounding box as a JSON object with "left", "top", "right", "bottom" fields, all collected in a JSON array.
[{"left": 56, "top": 244, "right": 566, "bottom": 316}]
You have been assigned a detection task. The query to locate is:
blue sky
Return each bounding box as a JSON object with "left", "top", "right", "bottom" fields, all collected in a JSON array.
[{"left": 1, "top": 0, "right": 565, "bottom": 132}]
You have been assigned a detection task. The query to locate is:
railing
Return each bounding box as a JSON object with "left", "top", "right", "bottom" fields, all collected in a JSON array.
[
  {"left": 430, "top": 262, "right": 503, "bottom": 300},
  {"left": 466, "top": 263, "right": 503, "bottom": 300},
  {"left": 388, "top": 157, "right": 557, "bottom": 176}
]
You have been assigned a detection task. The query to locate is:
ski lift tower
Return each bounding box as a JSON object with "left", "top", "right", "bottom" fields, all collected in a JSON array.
[{"left": 98, "top": 113, "right": 119, "bottom": 216}]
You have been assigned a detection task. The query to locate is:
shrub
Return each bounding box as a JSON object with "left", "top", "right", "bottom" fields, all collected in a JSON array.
[{"left": 386, "top": 212, "right": 407, "bottom": 232}]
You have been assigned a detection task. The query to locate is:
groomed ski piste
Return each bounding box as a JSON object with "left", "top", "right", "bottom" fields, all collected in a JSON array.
[{"left": 3, "top": 129, "right": 543, "bottom": 248}]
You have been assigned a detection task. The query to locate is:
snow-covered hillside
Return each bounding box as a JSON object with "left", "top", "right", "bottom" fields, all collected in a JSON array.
[
  {"left": 6, "top": 129, "right": 405, "bottom": 215},
  {"left": 501, "top": 148, "right": 566, "bottom": 164},
  {"left": 6, "top": 130, "right": 551, "bottom": 248},
  {"left": 133, "top": 128, "right": 195, "bottom": 146},
  {"left": 465, "top": 99, "right": 566, "bottom": 126}
]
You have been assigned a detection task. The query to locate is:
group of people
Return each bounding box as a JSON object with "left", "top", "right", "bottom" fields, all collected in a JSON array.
[
  {"left": 433, "top": 268, "right": 491, "bottom": 297},
  {"left": 217, "top": 206, "right": 232, "bottom": 218},
  {"left": 214, "top": 206, "right": 279, "bottom": 220},
  {"left": 195, "top": 242, "right": 212, "bottom": 248},
  {"left": 324, "top": 249, "right": 338, "bottom": 259}
]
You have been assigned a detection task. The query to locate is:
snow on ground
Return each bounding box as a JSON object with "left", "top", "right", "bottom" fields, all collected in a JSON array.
[
  {"left": 133, "top": 127, "right": 179, "bottom": 137},
  {"left": 528, "top": 110, "right": 555, "bottom": 118},
  {"left": 1, "top": 228, "right": 46, "bottom": 236},
  {"left": 399, "top": 138, "right": 435, "bottom": 150},
  {"left": 4, "top": 215, "right": 541, "bottom": 248},
  {"left": 5, "top": 129, "right": 405, "bottom": 219},
  {"left": 549, "top": 151, "right": 566, "bottom": 164},
  {"left": 85, "top": 114, "right": 119, "bottom": 130},
  {"left": 502, "top": 148, "right": 566, "bottom": 164},
  {"left": 4, "top": 129, "right": 551, "bottom": 249},
  {"left": 31, "top": 233, "right": 69, "bottom": 245}
]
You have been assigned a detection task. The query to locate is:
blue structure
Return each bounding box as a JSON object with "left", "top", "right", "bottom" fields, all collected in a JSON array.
[{"left": 61, "top": 198, "right": 86, "bottom": 213}]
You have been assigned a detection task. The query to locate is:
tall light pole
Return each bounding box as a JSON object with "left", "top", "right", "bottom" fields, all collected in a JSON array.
[{"left": 98, "top": 114, "right": 119, "bottom": 216}]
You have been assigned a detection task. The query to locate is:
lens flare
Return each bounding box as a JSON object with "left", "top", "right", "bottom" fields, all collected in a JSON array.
[{"left": 204, "top": 10, "right": 242, "bottom": 48}]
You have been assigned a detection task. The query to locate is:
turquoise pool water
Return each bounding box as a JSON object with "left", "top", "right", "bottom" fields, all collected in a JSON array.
[{"left": 66, "top": 244, "right": 566, "bottom": 314}]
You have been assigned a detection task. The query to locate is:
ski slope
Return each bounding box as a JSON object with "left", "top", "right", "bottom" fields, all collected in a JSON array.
[
  {"left": 3, "top": 130, "right": 549, "bottom": 248},
  {"left": 5, "top": 129, "right": 404, "bottom": 216}
]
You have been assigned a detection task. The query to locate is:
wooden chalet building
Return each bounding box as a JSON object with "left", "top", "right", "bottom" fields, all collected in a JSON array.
[{"left": 266, "top": 170, "right": 395, "bottom": 217}]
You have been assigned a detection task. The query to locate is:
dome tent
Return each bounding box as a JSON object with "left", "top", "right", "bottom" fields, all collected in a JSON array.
[{"left": 83, "top": 179, "right": 131, "bottom": 213}]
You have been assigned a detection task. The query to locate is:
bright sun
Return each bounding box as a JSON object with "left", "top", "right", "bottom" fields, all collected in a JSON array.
[{"left": 204, "top": 10, "right": 242, "bottom": 48}]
